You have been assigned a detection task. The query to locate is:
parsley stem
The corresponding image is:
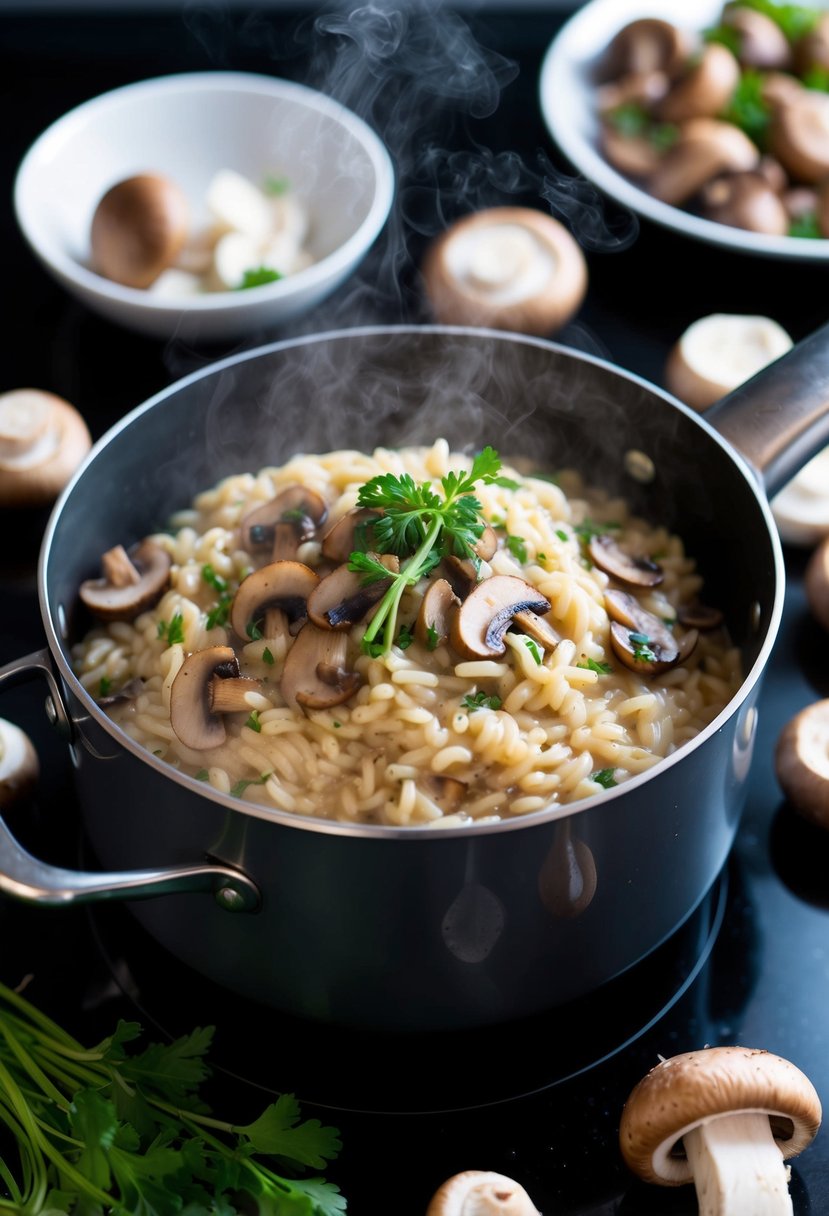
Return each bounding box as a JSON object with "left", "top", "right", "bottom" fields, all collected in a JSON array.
[{"left": 362, "top": 515, "right": 443, "bottom": 652}]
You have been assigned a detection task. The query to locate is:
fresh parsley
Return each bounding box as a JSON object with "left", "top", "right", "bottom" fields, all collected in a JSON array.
[
  {"left": 202, "top": 564, "right": 227, "bottom": 593},
  {"left": 555, "top": 529, "right": 569, "bottom": 542},
  {"left": 246, "top": 709, "right": 262, "bottom": 732},
  {"left": 264, "top": 173, "right": 291, "bottom": 195},
  {"left": 524, "top": 637, "right": 543, "bottom": 665},
  {"left": 0, "top": 979, "right": 345, "bottom": 1216},
  {"left": 592, "top": 768, "right": 618, "bottom": 789},
  {"left": 246, "top": 619, "right": 264, "bottom": 641},
  {"left": 721, "top": 68, "right": 771, "bottom": 146},
  {"left": 397, "top": 623, "right": 414, "bottom": 650},
  {"left": 231, "top": 771, "right": 272, "bottom": 798},
  {"left": 157, "top": 612, "right": 185, "bottom": 646},
  {"left": 461, "top": 691, "right": 503, "bottom": 712},
  {"left": 789, "top": 210, "right": 822, "bottom": 239},
  {"left": 506, "top": 534, "right": 528, "bottom": 563},
  {"left": 629, "top": 631, "right": 657, "bottom": 663},
  {"left": 577, "top": 657, "right": 613, "bottom": 675},
  {"left": 236, "top": 266, "right": 283, "bottom": 290},
  {"left": 98, "top": 676, "right": 111, "bottom": 697},
  {"left": 349, "top": 447, "right": 504, "bottom": 656},
  {"left": 195, "top": 769, "right": 210, "bottom": 781},
  {"left": 426, "top": 624, "right": 441, "bottom": 651},
  {"left": 262, "top": 646, "right": 275, "bottom": 665}
]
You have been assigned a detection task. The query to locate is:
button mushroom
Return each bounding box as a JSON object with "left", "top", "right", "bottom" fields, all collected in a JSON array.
[
  {"left": 793, "top": 11, "right": 829, "bottom": 77},
  {"left": 776, "top": 699, "right": 829, "bottom": 828},
  {"left": 450, "top": 576, "right": 552, "bottom": 660},
  {"left": 595, "top": 18, "right": 689, "bottom": 84},
  {"left": 426, "top": 1170, "right": 541, "bottom": 1216},
  {"left": 588, "top": 533, "right": 664, "bottom": 587},
  {"left": 806, "top": 533, "right": 829, "bottom": 627},
  {"left": 306, "top": 556, "right": 398, "bottom": 630},
  {"left": 699, "top": 172, "right": 790, "bottom": 235},
  {"left": 421, "top": 206, "right": 588, "bottom": 337},
  {"left": 654, "top": 43, "right": 741, "bottom": 123},
  {"left": 79, "top": 538, "right": 172, "bottom": 621},
  {"left": 722, "top": 5, "right": 793, "bottom": 70},
  {"left": 648, "top": 119, "right": 759, "bottom": 206},
  {"left": 771, "top": 448, "right": 829, "bottom": 547},
  {"left": 664, "top": 313, "right": 793, "bottom": 413},
  {"left": 230, "top": 561, "right": 319, "bottom": 644},
  {"left": 240, "top": 485, "right": 328, "bottom": 562},
  {"left": 619, "top": 1045, "right": 821, "bottom": 1215},
  {"left": 280, "top": 622, "right": 361, "bottom": 710},
  {"left": 605, "top": 588, "right": 696, "bottom": 675},
  {"left": 769, "top": 90, "right": 829, "bottom": 184},
  {"left": 0, "top": 718, "right": 38, "bottom": 807},
  {"left": 170, "top": 646, "right": 261, "bottom": 750},
  {"left": 0, "top": 389, "right": 91, "bottom": 507},
  {"left": 90, "top": 173, "right": 190, "bottom": 289}
]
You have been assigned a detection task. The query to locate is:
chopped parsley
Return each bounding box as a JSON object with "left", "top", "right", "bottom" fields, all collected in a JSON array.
[
  {"left": 592, "top": 768, "right": 618, "bottom": 789},
  {"left": 607, "top": 102, "right": 679, "bottom": 150},
  {"left": 246, "top": 619, "right": 264, "bottom": 642},
  {"left": 574, "top": 519, "right": 622, "bottom": 546},
  {"left": 230, "top": 772, "right": 272, "bottom": 798},
  {"left": 157, "top": 612, "right": 185, "bottom": 646},
  {"left": 721, "top": 68, "right": 771, "bottom": 147},
  {"left": 206, "top": 595, "right": 232, "bottom": 629},
  {"left": 236, "top": 266, "right": 283, "bottom": 290},
  {"left": 492, "top": 475, "right": 521, "bottom": 490},
  {"left": 397, "top": 623, "right": 414, "bottom": 650},
  {"left": 629, "top": 631, "right": 657, "bottom": 663},
  {"left": 195, "top": 769, "right": 210, "bottom": 781},
  {"left": 577, "top": 657, "right": 613, "bottom": 675},
  {"left": 263, "top": 173, "right": 291, "bottom": 195},
  {"left": 506, "top": 534, "right": 528, "bottom": 563},
  {"left": 789, "top": 211, "right": 822, "bottom": 239},
  {"left": 556, "top": 529, "right": 569, "bottom": 542},
  {"left": 202, "top": 564, "right": 227, "bottom": 593},
  {"left": 461, "top": 691, "right": 503, "bottom": 712},
  {"left": 262, "top": 646, "right": 275, "bottom": 666},
  {"left": 524, "top": 637, "right": 543, "bottom": 665},
  {"left": 246, "top": 710, "right": 262, "bottom": 733},
  {"left": 426, "top": 624, "right": 440, "bottom": 651},
  {"left": 98, "top": 676, "right": 112, "bottom": 697}
]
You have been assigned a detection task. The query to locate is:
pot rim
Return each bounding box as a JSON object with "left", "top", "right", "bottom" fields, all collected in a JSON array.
[{"left": 38, "top": 323, "right": 786, "bottom": 840}]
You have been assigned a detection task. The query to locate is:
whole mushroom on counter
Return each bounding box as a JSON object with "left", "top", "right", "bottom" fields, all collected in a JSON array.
[
  {"left": 620, "top": 1045, "right": 822, "bottom": 1214},
  {"left": 426, "top": 1170, "right": 541, "bottom": 1216},
  {"left": 0, "top": 389, "right": 91, "bottom": 508}
]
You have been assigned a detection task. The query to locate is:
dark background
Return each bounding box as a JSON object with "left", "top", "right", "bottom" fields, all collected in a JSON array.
[{"left": 2, "top": 4, "right": 829, "bottom": 1214}]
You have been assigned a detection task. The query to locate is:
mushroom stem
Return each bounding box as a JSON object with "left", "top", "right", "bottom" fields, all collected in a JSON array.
[
  {"left": 100, "top": 545, "right": 142, "bottom": 588},
  {"left": 684, "top": 1114, "right": 794, "bottom": 1215},
  {"left": 209, "top": 676, "right": 261, "bottom": 714}
]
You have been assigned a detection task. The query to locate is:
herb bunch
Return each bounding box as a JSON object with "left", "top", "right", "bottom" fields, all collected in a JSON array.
[
  {"left": 0, "top": 979, "right": 345, "bottom": 1215},
  {"left": 348, "top": 446, "right": 506, "bottom": 656}
]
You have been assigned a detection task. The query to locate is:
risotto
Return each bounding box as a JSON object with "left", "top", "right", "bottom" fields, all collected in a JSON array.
[{"left": 71, "top": 440, "right": 742, "bottom": 826}]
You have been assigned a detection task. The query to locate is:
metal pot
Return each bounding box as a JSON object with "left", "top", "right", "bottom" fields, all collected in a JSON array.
[{"left": 2, "top": 325, "right": 828, "bottom": 1032}]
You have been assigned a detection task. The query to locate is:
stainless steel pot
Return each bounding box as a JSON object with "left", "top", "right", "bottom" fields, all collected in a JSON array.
[{"left": 2, "top": 325, "right": 828, "bottom": 1032}]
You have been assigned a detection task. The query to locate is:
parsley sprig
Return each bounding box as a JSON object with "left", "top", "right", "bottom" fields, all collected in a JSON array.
[
  {"left": 349, "top": 447, "right": 504, "bottom": 656},
  {"left": 0, "top": 978, "right": 345, "bottom": 1215}
]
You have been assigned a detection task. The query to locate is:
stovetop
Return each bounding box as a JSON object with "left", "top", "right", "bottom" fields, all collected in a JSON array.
[{"left": 2, "top": 4, "right": 829, "bottom": 1214}]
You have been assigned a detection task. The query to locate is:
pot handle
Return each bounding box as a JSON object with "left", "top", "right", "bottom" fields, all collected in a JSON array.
[
  {"left": 705, "top": 321, "right": 829, "bottom": 499},
  {"left": 0, "top": 650, "right": 260, "bottom": 913}
]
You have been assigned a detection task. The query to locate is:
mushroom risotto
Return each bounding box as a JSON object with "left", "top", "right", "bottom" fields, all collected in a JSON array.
[{"left": 72, "top": 440, "right": 742, "bottom": 826}]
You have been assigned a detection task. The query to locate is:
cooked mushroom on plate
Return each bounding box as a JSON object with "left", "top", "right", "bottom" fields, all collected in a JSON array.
[
  {"left": 595, "top": 3, "right": 829, "bottom": 238},
  {"left": 71, "top": 440, "right": 740, "bottom": 825},
  {"left": 620, "top": 1045, "right": 822, "bottom": 1214}
]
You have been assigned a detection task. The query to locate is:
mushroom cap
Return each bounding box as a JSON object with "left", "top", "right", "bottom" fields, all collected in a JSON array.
[
  {"left": 0, "top": 718, "right": 39, "bottom": 806},
  {"left": 306, "top": 557, "right": 397, "bottom": 630},
  {"left": 169, "top": 645, "right": 242, "bottom": 751},
  {"left": 90, "top": 173, "right": 190, "bottom": 289},
  {"left": 775, "top": 698, "right": 829, "bottom": 827},
  {"left": 426, "top": 1170, "right": 541, "bottom": 1216},
  {"left": 451, "top": 575, "right": 552, "bottom": 659},
  {"left": 654, "top": 43, "right": 741, "bottom": 124},
  {"left": 0, "top": 389, "right": 92, "bottom": 507},
  {"left": 769, "top": 90, "right": 829, "bottom": 184},
  {"left": 664, "top": 312, "right": 793, "bottom": 413},
  {"left": 600, "top": 123, "right": 665, "bottom": 178},
  {"left": 771, "top": 447, "right": 829, "bottom": 546},
  {"left": 806, "top": 534, "right": 829, "bottom": 627},
  {"left": 421, "top": 206, "right": 588, "bottom": 337},
  {"left": 320, "top": 507, "right": 382, "bottom": 563},
  {"left": 279, "top": 622, "right": 360, "bottom": 710},
  {"left": 722, "top": 5, "right": 793, "bottom": 70},
  {"left": 79, "top": 538, "right": 172, "bottom": 621},
  {"left": 595, "top": 17, "right": 689, "bottom": 83},
  {"left": 240, "top": 485, "right": 328, "bottom": 554},
  {"left": 230, "top": 561, "right": 319, "bottom": 640},
  {"left": 588, "top": 533, "right": 663, "bottom": 587},
  {"left": 700, "top": 171, "right": 790, "bottom": 235},
  {"left": 793, "top": 10, "right": 829, "bottom": 76},
  {"left": 619, "top": 1046, "right": 822, "bottom": 1186},
  {"left": 647, "top": 118, "right": 759, "bottom": 206}
]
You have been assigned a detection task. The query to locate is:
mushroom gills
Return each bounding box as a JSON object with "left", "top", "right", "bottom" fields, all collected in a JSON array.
[
  {"left": 280, "top": 624, "right": 361, "bottom": 710},
  {"left": 451, "top": 576, "right": 552, "bottom": 659}
]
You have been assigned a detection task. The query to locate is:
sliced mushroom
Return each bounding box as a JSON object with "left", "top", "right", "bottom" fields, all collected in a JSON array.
[
  {"left": 230, "top": 561, "right": 319, "bottom": 642},
  {"left": 280, "top": 622, "right": 361, "bottom": 710},
  {"left": 307, "top": 555, "right": 398, "bottom": 630},
  {"left": 596, "top": 18, "right": 689, "bottom": 84},
  {"left": 512, "top": 609, "right": 561, "bottom": 649},
  {"left": 320, "top": 507, "right": 382, "bottom": 563},
  {"left": 769, "top": 90, "right": 829, "bottom": 184},
  {"left": 426, "top": 1170, "right": 541, "bottom": 1216},
  {"left": 451, "top": 576, "right": 552, "bottom": 660},
  {"left": 605, "top": 588, "right": 695, "bottom": 675},
  {"left": 596, "top": 69, "right": 670, "bottom": 115},
  {"left": 475, "top": 525, "right": 498, "bottom": 562},
  {"left": 601, "top": 122, "right": 666, "bottom": 178},
  {"left": 588, "top": 533, "right": 664, "bottom": 587},
  {"left": 170, "top": 646, "right": 261, "bottom": 750},
  {"left": 416, "top": 577, "right": 461, "bottom": 647},
  {"left": 654, "top": 43, "right": 741, "bottom": 124},
  {"left": 677, "top": 601, "right": 724, "bottom": 630},
  {"left": 241, "top": 485, "right": 328, "bottom": 561},
  {"left": 79, "top": 538, "right": 172, "bottom": 621},
  {"left": 648, "top": 119, "right": 759, "bottom": 206},
  {"left": 421, "top": 774, "right": 467, "bottom": 814},
  {"left": 699, "top": 172, "right": 790, "bottom": 235},
  {"left": 722, "top": 5, "right": 793, "bottom": 70}
]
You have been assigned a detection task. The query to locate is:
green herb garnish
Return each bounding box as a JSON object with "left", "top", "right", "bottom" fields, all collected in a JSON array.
[
  {"left": 556, "top": 529, "right": 569, "bottom": 542},
  {"left": 264, "top": 174, "right": 291, "bottom": 196},
  {"left": 206, "top": 595, "right": 232, "bottom": 629},
  {"left": 461, "top": 691, "right": 503, "bottom": 712},
  {"left": 236, "top": 266, "right": 283, "bottom": 290},
  {"left": 592, "top": 768, "right": 618, "bottom": 789},
  {"left": 426, "top": 624, "right": 441, "bottom": 651},
  {"left": 195, "top": 769, "right": 210, "bottom": 781},
  {"left": 629, "top": 631, "right": 657, "bottom": 663},
  {"left": 574, "top": 519, "right": 621, "bottom": 546},
  {"left": 262, "top": 646, "right": 275, "bottom": 665},
  {"left": 738, "top": 0, "right": 819, "bottom": 42},
  {"left": 349, "top": 447, "right": 504, "bottom": 657},
  {"left": 246, "top": 619, "right": 264, "bottom": 641},
  {"left": 493, "top": 475, "right": 521, "bottom": 490},
  {"left": 246, "top": 710, "right": 262, "bottom": 732},
  {"left": 157, "top": 612, "right": 185, "bottom": 646},
  {"left": 789, "top": 210, "right": 822, "bottom": 238},
  {"left": 524, "top": 637, "right": 543, "bottom": 665},
  {"left": 202, "top": 563, "right": 227, "bottom": 593},
  {"left": 721, "top": 68, "right": 771, "bottom": 146},
  {"left": 397, "top": 623, "right": 414, "bottom": 650},
  {"left": 703, "top": 23, "right": 742, "bottom": 55},
  {"left": 98, "top": 676, "right": 111, "bottom": 697},
  {"left": 231, "top": 771, "right": 272, "bottom": 798},
  {"left": 577, "top": 657, "right": 613, "bottom": 675},
  {"left": 0, "top": 978, "right": 345, "bottom": 1215},
  {"left": 506, "top": 534, "right": 528, "bottom": 563}
]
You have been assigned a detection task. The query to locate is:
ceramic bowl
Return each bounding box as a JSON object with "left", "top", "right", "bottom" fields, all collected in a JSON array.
[{"left": 14, "top": 71, "right": 395, "bottom": 342}]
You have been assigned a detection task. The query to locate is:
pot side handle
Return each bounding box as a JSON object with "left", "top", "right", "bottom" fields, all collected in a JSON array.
[
  {"left": 705, "top": 321, "right": 829, "bottom": 500},
  {"left": 0, "top": 650, "right": 260, "bottom": 914}
]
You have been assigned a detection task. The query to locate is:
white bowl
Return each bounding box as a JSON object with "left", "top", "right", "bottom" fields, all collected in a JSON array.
[
  {"left": 14, "top": 71, "right": 395, "bottom": 342},
  {"left": 539, "top": 0, "right": 829, "bottom": 261}
]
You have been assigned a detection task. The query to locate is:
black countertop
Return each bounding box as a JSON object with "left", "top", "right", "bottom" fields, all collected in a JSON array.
[{"left": 2, "top": 5, "right": 829, "bottom": 1214}]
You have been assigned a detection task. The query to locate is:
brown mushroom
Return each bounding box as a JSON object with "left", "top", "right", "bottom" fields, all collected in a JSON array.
[
  {"left": 320, "top": 507, "right": 382, "bottom": 563},
  {"left": 588, "top": 533, "right": 663, "bottom": 587},
  {"left": 416, "top": 577, "right": 461, "bottom": 647},
  {"left": 664, "top": 312, "right": 793, "bottom": 412},
  {"left": 648, "top": 119, "right": 759, "bottom": 206},
  {"left": 677, "top": 601, "right": 725, "bottom": 630},
  {"left": 760, "top": 71, "right": 806, "bottom": 110},
  {"left": 306, "top": 556, "right": 398, "bottom": 630},
  {"left": 280, "top": 622, "right": 361, "bottom": 710},
  {"left": 722, "top": 5, "right": 793, "bottom": 70},
  {"left": 654, "top": 43, "right": 741, "bottom": 124},
  {"left": 776, "top": 699, "right": 829, "bottom": 827},
  {"left": 699, "top": 171, "right": 790, "bottom": 235},
  {"left": 817, "top": 180, "right": 829, "bottom": 237},
  {"left": 784, "top": 185, "right": 819, "bottom": 224},
  {"left": 421, "top": 207, "right": 588, "bottom": 337},
  {"left": 595, "top": 18, "right": 689, "bottom": 84},
  {"left": 511, "top": 610, "right": 561, "bottom": 649},
  {"left": 426, "top": 1170, "right": 541, "bottom": 1216},
  {"left": 230, "top": 561, "right": 319, "bottom": 643},
  {"left": 421, "top": 774, "right": 467, "bottom": 814},
  {"left": 619, "top": 1045, "right": 821, "bottom": 1214},
  {"left": 241, "top": 485, "right": 328, "bottom": 561},
  {"left": 756, "top": 154, "right": 789, "bottom": 195},
  {"left": 79, "top": 538, "right": 172, "bottom": 621},
  {"left": 596, "top": 69, "right": 670, "bottom": 115},
  {"left": 769, "top": 90, "right": 829, "bottom": 184},
  {"left": 600, "top": 121, "right": 667, "bottom": 179},
  {"left": 793, "top": 11, "right": 829, "bottom": 77},
  {"left": 451, "top": 576, "right": 551, "bottom": 660},
  {"left": 170, "top": 646, "right": 261, "bottom": 750},
  {"left": 0, "top": 389, "right": 92, "bottom": 507},
  {"left": 0, "top": 718, "right": 39, "bottom": 807},
  {"left": 805, "top": 534, "right": 829, "bottom": 631},
  {"left": 605, "top": 588, "right": 695, "bottom": 675},
  {"left": 90, "top": 173, "right": 190, "bottom": 289}
]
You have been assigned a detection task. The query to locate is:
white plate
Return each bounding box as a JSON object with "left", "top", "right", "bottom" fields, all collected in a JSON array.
[{"left": 539, "top": 0, "right": 829, "bottom": 261}]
